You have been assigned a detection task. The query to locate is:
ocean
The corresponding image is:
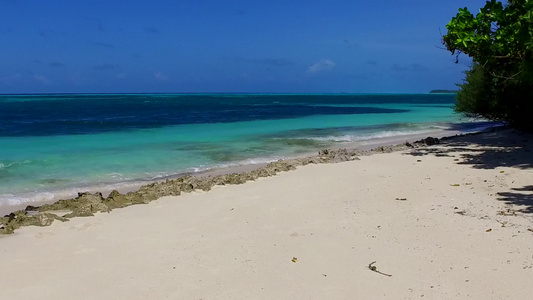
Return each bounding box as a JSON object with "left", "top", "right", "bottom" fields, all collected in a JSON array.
[{"left": 0, "top": 93, "right": 495, "bottom": 211}]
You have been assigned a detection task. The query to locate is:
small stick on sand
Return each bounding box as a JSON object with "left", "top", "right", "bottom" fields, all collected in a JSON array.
[{"left": 368, "top": 261, "right": 392, "bottom": 277}]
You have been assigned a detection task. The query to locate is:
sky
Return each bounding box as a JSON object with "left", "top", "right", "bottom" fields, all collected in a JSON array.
[{"left": 0, "top": 0, "right": 489, "bottom": 94}]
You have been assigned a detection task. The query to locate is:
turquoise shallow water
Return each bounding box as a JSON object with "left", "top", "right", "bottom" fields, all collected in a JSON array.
[{"left": 0, "top": 93, "right": 495, "bottom": 209}]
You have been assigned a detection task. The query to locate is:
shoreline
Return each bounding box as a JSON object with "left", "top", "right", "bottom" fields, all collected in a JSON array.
[
  {"left": 0, "top": 126, "right": 482, "bottom": 217},
  {"left": 0, "top": 126, "right": 502, "bottom": 233},
  {"left": 0, "top": 125, "right": 531, "bottom": 299}
]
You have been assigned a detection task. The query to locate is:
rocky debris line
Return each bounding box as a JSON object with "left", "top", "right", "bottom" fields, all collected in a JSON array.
[
  {"left": 371, "top": 137, "right": 441, "bottom": 153},
  {"left": 0, "top": 137, "right": 440, "bottom": 234},
  {"left": 0, "top": 211, "right": 68, "bottom": 235}
]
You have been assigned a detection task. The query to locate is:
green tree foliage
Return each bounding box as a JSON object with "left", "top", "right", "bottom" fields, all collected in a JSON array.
[{"left": 443, "top": 0, "right": 533, "bottom": 130}]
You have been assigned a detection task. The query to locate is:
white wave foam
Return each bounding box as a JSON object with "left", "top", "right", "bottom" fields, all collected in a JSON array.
[
  {"left": 190, "top": 166, "right": 212, "bottom": 173},
  {"left": 108, "top": 172, "right": 125, "bottom": 179},
  {"left": 305, "top": 135, "right": 354, "bottom": 142},
  {"left": 0, "top": 192, "right": 55, "bottom": 207},
  {"left": 0, "top": 162, "right": 13, "bottom": 169},
  {"left": 296, "top": 129, "right": 435, "bottom": 144},
  {"left": 187, "top": 157, "right": 283, "bottom": 174},
  {"left": 429, "top": 124, "right": 453, "bottom": 130},
  {"left": 0, "top": 160, "right": 32, "bottom": 170},
  {"left": 353, "top": 129, "right": 436, "bottom": 141},
  {"left": 0, "top": 180, "right": 151, "bottom": 210},
  {"left": 233, "top": 156, "right": 282, "bottom": 166}
]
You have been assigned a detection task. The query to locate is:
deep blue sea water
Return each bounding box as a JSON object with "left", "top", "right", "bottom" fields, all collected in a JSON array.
[{"left": 0, "top": 93, "right": 495, "bottom": 210}]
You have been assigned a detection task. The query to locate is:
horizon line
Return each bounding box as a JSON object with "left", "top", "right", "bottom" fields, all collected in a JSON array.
[{"left": 0, "top": 91, "right": 457, "bottom": 96}]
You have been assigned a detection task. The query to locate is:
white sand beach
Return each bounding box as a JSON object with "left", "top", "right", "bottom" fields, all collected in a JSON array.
[{"left": 1, "top": 129, "right": 532, "bottom": 299}]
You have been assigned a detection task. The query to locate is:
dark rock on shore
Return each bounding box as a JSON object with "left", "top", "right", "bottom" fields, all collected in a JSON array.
[
  {"left": 317, "top": 148, "right": 363, "bottom": 163},
  {"left": 370, "top": 137, "right": 441, "bottom": 153},
  {"left": 0, "top": 211, "right": 68, "bottom": 234},
  {"left": 24, "top": 205, "right": 39, "bottom": 212},
  {"left": 416, "top": 137, "right": 440, "bottom": 146}
]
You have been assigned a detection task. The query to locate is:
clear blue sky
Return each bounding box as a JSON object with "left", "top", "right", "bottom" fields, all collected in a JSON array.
[{"left": 1, "top": 0, "right": 488, "bottom": 94}]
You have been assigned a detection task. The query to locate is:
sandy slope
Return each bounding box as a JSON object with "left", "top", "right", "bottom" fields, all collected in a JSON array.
[{"left": 0, "top": 129, "right": 532, "bottom": 299}]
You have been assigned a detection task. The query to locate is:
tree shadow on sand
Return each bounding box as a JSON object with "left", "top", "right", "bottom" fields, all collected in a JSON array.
[
  {"left": 497, "top": 186, "right": 533, "bottom": 214},
  {"left": 407, "top": 127, "right": 533, "bottom": 170},
  {"left": 405, "top": 127, "right": 533, "bottom": 214}
]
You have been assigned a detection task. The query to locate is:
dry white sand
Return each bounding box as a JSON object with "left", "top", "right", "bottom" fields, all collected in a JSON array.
[{"left": 1, "top": 129, "right": 532, "bottom": 299}]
